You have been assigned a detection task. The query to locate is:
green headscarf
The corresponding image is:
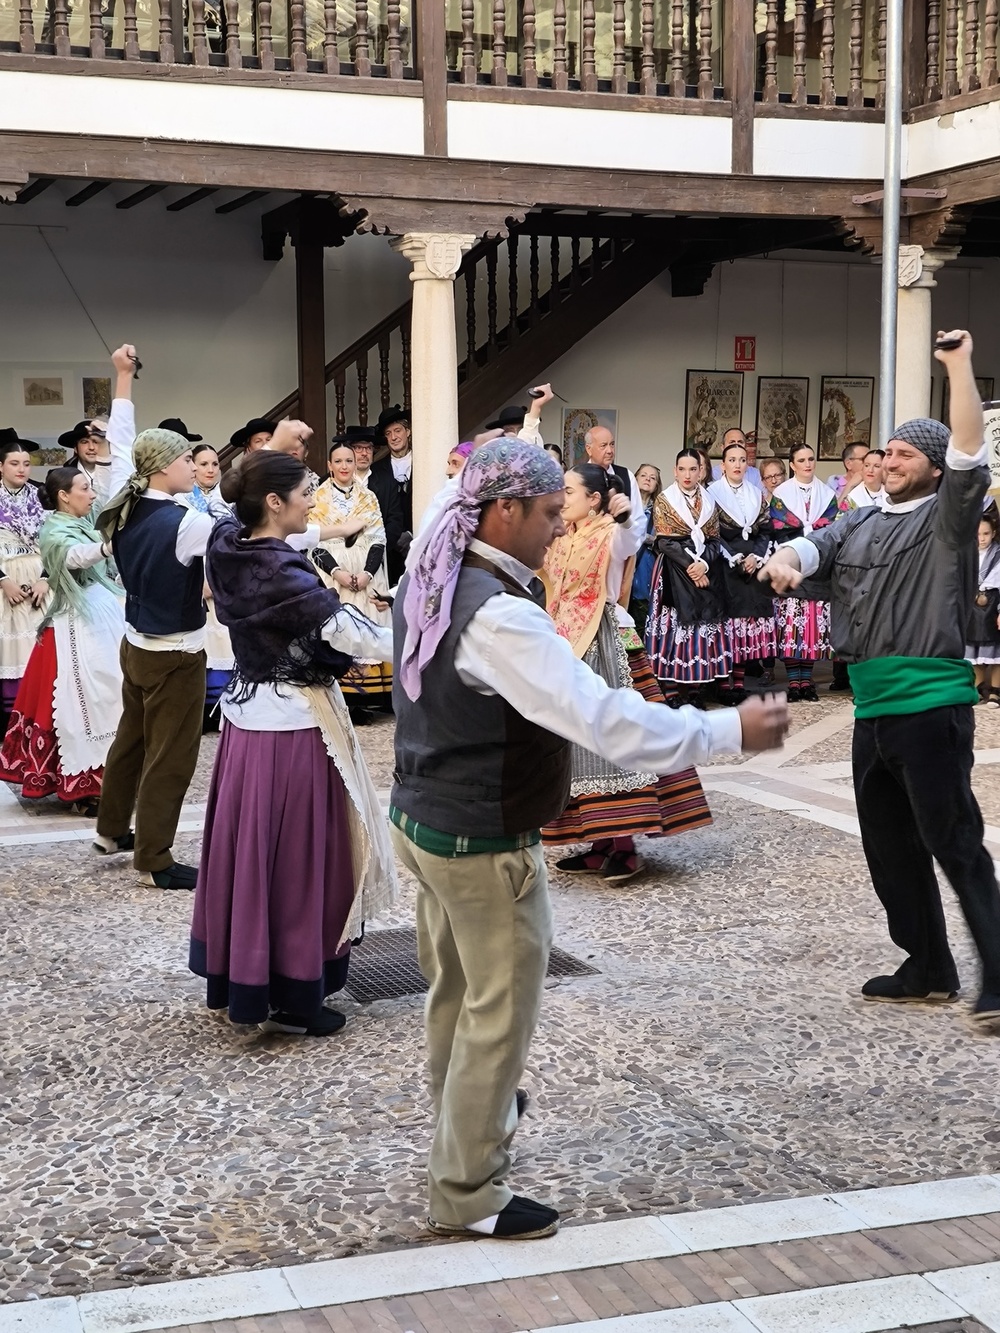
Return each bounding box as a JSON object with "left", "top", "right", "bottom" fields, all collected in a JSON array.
[
  {"left": 96, "top": 428, "right": 190, "bottom": 538},
  {"left": 40, "top": 511, "right": 122, "bottom": 624}
]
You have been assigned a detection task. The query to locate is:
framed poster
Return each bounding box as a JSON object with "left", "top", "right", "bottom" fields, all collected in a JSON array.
[
  {"left": 683, "top": 370, "right": 744, "bottom": 456},
  {"left": 82, "top": 376, "right": 112, "bottom": 420},
  {"left": 754, "top": 376, "right": 809, "bottom": 458},
  {"left": 817, "top": 376, "right": 874, "bottom": 459},
  {"left": 23, "top": 377, "right": 64, "bottom": 407},
  {"left": 560, "top": 407, "right": 618, "bottom": 469},
  {"left": 941, "top": 376, "right": 994, "bottom": 424}
]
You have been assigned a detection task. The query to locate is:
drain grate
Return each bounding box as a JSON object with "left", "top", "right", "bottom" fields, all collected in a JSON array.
[{"left": 344, "top": 927, "right": 599, "bottom": 1003}]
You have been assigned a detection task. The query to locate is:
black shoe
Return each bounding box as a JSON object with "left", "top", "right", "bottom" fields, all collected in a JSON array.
[
  {"left": 828, "top": 680, "right": 852, "bottom": 693},
  {"left": 428, "top": 1194, "right": 559, "bottom": 1240},
  {"left": 688, "top": 691, "right": 707, "bottom": 711},
  {"left": 800, "top": 685, "right": 820, "bottom": 703},
  {"left": 93, "top": 831, "right": 135, "bottom": 855},
  {"left": 972, "top": 992, "right": 1000, "bottom": 1023},
  {"left": 786, "top": 686, "right": 802, "bottom": 703},
  {"left": 554, "top": 852, "right": 606, "bottom": 873},
  {"left": 862, "top": 974, "right": 958, "bottom": 1005},
  {"left": 140, "top": 862, "right": 198, "bottom": 891},
  {"left": 516, "top": 1088, "right": 529, "bottom": 1119},
  {"left": 601, "top": 850, "right": 643, "bottom": 885},
  {"left": 349, "top": 707, "right": 374, "bottom": 726},
  {"left": 258, "top": 1007, "right": 347, "bottom": 1036}
]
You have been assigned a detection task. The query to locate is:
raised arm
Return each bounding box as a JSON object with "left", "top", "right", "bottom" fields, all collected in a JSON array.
[
  {"left": 99, "top": 345, "right": 139, "bottom": 503},
  {"left": 937, "top": 330, "right": 984, "bottom": 458}
]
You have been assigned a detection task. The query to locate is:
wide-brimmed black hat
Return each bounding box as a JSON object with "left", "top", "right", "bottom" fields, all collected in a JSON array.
[
  {"left": 158, "top": 417, "right": 203, "bottom": 443},
  {"left": 228, "top": 417, "right": 276, "bottom": 450},
  {"left": 59, "top": 423, "right": 90, "bottom": 455},
  {"left": 0, "top": 428, "right": 21, "bottom": 447},
  {"left": 374, "top": 404, "right": 409, "bottom": 441},
  {"left": 486, "top": 404, "right": 528, "bottom": 431},
  {"left": 331, "top": 425, "right": 379, "bottom": 447}
]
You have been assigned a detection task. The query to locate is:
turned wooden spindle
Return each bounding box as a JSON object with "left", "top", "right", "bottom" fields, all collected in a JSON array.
[
  {"left": 122, "top": 0, "right": 141, "bottom": 60},
  {"left": 18, "top": 0, "right": 35, "bottom": 55},
  {"left": 334, "top": 373, "right": 347, "bottom": 437},
  {"left": 256, "top": 0, "right": 274, "bottom": 70},
  {"left": 611, "top": 0, "right": 626, "bottom": 92},
  {"left": 963, "top": 0, "right": 981, "bottom": 92},
  {"left": 553, "top": 0, "right": 568, "bottom": 90},
  {"left": 581, "top": 0, "right": 597, "bottom": 91},
  {"left": 522, "top": 0, "right": 537, "bottom": 88},
  {"left": 465, "top": 268, "right": 477, "bottom": 364},
  {"left": 668, "top": 0, "right": 684, "bottom": 96},
  {"left": 492, "top": 0, "right": 508, "bottom": 85},
  {"left": 190, "top": 0, "right": 210, "bottom": 65},
  {"left": 792, "top": 0, "right": 807, "bottom": 104},
  {"left": 354, "top": 0, "right": 371, "bottom": 76},
  {"left": 697, "top": 0, "right": 713, "bottom": 97},
  {"left": 386, "top": 0, "right": 403, "bottom": 78},
  {"left": 820, "top": 2, "right": 836, "bottom": 105},
  {"left": 460, "top": 0, "right": 476, "bottom": 83},
  {"left": 357, "top": 353, "right": 369, "bottom": 426},
  {"left": 507, "top": 236, "right": 519, "bottom": 342},
  {"left": 486, "top": 247, "right": 499, "bottom": 356},
  {"left": 529, "top": 235, "right": 540, "bottom": 322},
  {"left": 984, "top": 0, "right": 999, "bottom": 87},
  {"left": 944, "top": 0, "right": 960, "bottom": 97},
  {"left": 924, "top": 0, "right": 941, "bottom": 101},
  {"left": 323, "top": 0, "right": 338, "bottom": 72},
  {"left": 378, "top": 337, "right": 391, "bottom": 411},
  {"left": 401, "top": 327, "right": 411, "bottom": 415},
  {"left": 224, "top": 0, "right": 241, "bottom": 68},
  {"left": 51, "top": 0, "right": 71, "bottom": 57},
  {"left": 875, "top": 0, "right": 888, "bottom": 108},
  {"left": 90, "top": 0, "right": 107, "bottom": 57},
  {"left": 156, "top": 0, "right": 173, "bottom": 63},
  {"left": 550, "top": 238, "right": 562, "bottom": 306}
]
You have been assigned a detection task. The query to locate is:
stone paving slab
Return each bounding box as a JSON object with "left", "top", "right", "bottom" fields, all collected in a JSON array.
[{"left": 4, "top": 700, "right": 1000, "bottom": 1308}]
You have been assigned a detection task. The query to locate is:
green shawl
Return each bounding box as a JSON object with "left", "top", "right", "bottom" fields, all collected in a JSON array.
[{"left": 40, "top": 510, "right": 122, "bottom": 624}]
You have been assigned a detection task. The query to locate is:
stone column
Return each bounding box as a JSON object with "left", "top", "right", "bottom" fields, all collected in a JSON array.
[
  {"left": 391, "top": 231, "right": 476, "bottom": 525},
  {"left": 894, "top": 245, "right": 959, "bottom": 426}
]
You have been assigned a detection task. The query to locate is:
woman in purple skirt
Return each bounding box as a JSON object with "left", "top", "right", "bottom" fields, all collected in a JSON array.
[{"left": 189, "top": 450, "right": 397, "bottom": 1037}]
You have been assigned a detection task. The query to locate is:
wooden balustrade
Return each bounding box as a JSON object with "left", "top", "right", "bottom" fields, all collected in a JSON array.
[{"left": 6, "top": 0, "right": 997, "bottom": 116}]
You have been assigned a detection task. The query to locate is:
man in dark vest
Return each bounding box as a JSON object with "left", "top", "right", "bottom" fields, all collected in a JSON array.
[{"left": 392, "top": 438, "right": 789, "bottom": 1240}]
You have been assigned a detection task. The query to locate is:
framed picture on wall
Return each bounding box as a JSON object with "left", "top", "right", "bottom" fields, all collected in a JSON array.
[
  {"left": 561, "top": 407, "right": 618, "bottom": 469},
  {"left": 683, "top": 370, "right": 744, "bottom": 456},
  {"left": 23, "top": 377, "right": 64, "bottom": 408},
  {"left": 941, "top": 376, "right": 995, "bottom": 424},
  {"left": 817, "top": 376, "right": 874, "bottom": 460},
  {"left": 754, "top": 376, "right": 809, "bottom": 458},
  {"left": 82, "top": 376, "right": 112, "bottom": 421}
]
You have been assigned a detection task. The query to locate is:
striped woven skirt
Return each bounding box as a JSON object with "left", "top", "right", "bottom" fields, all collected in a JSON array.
[
  {"left": 773, "top": 596, "right": 832, "bottom": 661},
  {"left": 542, "top": 618, "right": 711, "bottom": 845},
  {"left": 726, "top": 615, "right": 778, "bottom": 664}
]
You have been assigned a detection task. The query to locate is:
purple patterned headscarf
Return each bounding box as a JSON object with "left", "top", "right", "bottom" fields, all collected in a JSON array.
[
  {"left": 399, "top": 438, "right": 565, "bottom": 700},
  {"left": 450, "top": 442, "right": 475, "bottom": 461}
]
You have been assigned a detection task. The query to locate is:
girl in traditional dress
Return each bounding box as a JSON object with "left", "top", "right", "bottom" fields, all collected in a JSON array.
[
  {"left": 769, "top": 443, "right": 838, "bottom": 702},
  {"left": 708, "top": 440, "right": 777, "bottom": 704},
  {"left": 645, "top": 448, "right": 731, "bottom": 706},
  {"left": 0, "top": 439, "right": 50, "bottom": 721},
  {"left": 191, "top": 451, "right": 396, "bottom": 1037},
  {"left": 541, "top": 463, "right": 711, "bottom": 884},
  {"left": 177, "top": 444, "right": 234, "bottom": 724},
  {"left": 844, "top": 449, "right": 887, "bottom": 511},
  {"left": 628, "top": 462, "right": 662, "bottom": 640},
  {"left": 0, "top": 467, "right": 125, "bottom": 811},
  {"left": 309, "top": 440, "right": 392, "bottom": 711},
  {"left": 967, "top": 513, "right": 1000, "bottom": 706}
]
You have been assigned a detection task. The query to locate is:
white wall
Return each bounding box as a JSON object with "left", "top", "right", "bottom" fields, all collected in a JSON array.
[
  {"left": 0, "top": 185, "right": 413, "bottom": 448},
  {"left": 533, "top": 251, "right": 1000, "bottom": 481}
]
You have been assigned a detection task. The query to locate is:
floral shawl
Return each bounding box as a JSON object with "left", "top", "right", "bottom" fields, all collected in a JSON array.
[
  {"left": 310, "top": 477, "right": 385, "bottom": 545},
  {"left": 541, "top": 513, "right": 614, "bottom": 658},
  {"left": 0, "top": 481, "right": 45, "bottom": 553},
  {"left": 652, "top": 486, "right": 720, "bottom": 552},
  {"left": 770, "top": 478, "right": 838, "bottom": 536}
]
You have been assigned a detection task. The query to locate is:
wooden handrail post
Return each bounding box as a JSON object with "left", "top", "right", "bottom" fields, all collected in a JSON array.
[
  {"left": 415, "top": 0, "right": 447, "bottom": 156},
  {"left": 727, "top": 0, "right": 754, "bottom": 174}
]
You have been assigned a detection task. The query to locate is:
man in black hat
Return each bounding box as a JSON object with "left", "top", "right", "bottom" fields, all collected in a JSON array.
[
  {"left": 486, "top": 385, "right": 552, "bottom": 446},
  {"left": 59, "top": 420, "right": 112, "bottom": 489},
  {"left": 158, "top": 418, "right": 203, "bottom": 443},
  {"left": 229, "top": 417, "right": 275, "bottom": 455},
  {"left": 371, "top": 405, "right": 413, "bottom": 584},
  {"left": 760, "top": 330, "right": 1000, "bottom": 1025},
  {"left": 335, "top": 425, "right": 403, "bottom": 565}
]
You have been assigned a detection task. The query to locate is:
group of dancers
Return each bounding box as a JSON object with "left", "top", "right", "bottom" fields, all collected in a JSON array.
[{"left": 640, "top": 435, "right": 888, "bottom": 705}]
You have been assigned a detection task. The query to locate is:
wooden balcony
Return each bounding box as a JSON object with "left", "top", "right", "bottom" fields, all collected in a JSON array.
[{"left": 2, "top": 0, "right": 993, "bottom": 120}]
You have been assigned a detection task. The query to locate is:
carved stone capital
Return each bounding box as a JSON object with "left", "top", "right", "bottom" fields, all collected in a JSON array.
[
  {"left": 390, "top": 232, "right": 477, "bottom": 281},
  {"left": 0, "top": 174, "right": 29, "bottom": 204},
  {"left": 898, "top": 243, "right": 960, "bottom": 289}
]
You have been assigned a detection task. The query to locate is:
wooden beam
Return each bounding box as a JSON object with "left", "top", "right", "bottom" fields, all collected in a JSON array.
[
  {"left": 295, "top": 240, "right": 327, "bottom": 468},
  {"left": 1, "top": 131, "right": 879, "bottom": 219},
  {"left": 415, "top": 0, "right": 447, "bottom": 156},
  {"left": 15, "top": 177, "right": 54, "bottom": 204},
  {"left": 117, "top": 183, "right": 168, "bottom": 209},
  {"left": 65, "top": 180, "right": 109, "bottom": 206},
  {"left": 726, "top": 0, "right": 755, "bottom": 174},
  {"left": 215, "top": 189, "right": 270, "bottom": 213},
  {"left": 166, "top": 186, "right": 218, "bottom": 211}
]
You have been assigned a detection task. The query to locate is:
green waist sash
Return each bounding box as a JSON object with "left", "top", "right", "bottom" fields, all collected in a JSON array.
[{"left": 848, "top": 656, "right": 978, "bottom": 719}]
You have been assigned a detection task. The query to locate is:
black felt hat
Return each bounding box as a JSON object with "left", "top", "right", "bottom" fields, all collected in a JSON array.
[
  {"left": 158, "top": 417, "right": 203, "bottom": 443},
  {"left": 228, "top": 417, "right": 276, "bottom": 450},
  {"left": 0, "top": 428, "right": 21, "bottom": 447},
  {"left": 485, "top": 404, "right": 528, "bottom": 431},
  {"left": 331, "top": 424, "right": 379, "bottom": 446},
  {"left": 59, "top": 423, "right": 91, "bottom": 455},
  {"left": 374, "top": 404, "right": 409, "bottom": 442}
]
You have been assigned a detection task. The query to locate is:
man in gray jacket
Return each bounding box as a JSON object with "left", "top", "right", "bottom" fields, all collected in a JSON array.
[{"left": 761, "top": 330, "right": 1000, "bottom": 1023}]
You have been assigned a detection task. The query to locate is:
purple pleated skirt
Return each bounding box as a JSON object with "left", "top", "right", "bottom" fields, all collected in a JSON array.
[{"left": 189, "top": 723, "right": 356, "bottom": 1025}]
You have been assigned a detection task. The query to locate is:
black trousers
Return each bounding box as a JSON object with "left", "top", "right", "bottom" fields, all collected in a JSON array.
[{"left": 853, "top": 705, "right": 1000, "bottom": 996}]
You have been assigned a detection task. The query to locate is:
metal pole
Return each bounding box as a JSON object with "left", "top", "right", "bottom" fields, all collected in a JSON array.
[{"left": 878, "top": 0, "right": 905, "bottom": 447}]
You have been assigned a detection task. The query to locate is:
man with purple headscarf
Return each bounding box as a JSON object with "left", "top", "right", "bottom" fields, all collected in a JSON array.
[
  {"left": 390, "top": 437, "right": 790, "bottom": 1241},
  {"left": 762, "top": 330, "right": 1000, "bottom": 1025}
]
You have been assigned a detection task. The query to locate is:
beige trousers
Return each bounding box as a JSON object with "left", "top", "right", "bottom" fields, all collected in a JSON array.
[{"left": 391, "top": 828, "right": 553, "bottom": 1227}]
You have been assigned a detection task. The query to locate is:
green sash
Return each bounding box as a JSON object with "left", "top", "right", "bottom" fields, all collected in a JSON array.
[{"left": 848, "top": 656, "right": 978, "bottom": 719}]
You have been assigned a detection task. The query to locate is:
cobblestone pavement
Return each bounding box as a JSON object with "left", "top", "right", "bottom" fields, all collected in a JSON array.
[{"left": 4, "top": 697, "right": 1000, "bottom": 1306}]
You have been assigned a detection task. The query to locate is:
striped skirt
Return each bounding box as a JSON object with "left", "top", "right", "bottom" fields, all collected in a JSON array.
[
  {"left": 726, "top": 615, "right": 777, "bottom": 664},
  {"left": 773, "top": 596, "right": 832, "bottom": 662},
  {"left": 542, "top": 621, "right": 712, "bottom": 845}
]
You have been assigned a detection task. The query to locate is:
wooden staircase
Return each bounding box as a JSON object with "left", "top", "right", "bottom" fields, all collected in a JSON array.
[{"left": 237, "top": 227, "right": 673, "bottom": 457}]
